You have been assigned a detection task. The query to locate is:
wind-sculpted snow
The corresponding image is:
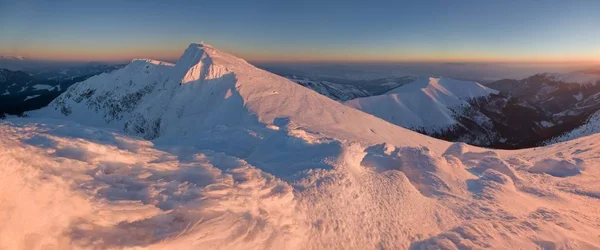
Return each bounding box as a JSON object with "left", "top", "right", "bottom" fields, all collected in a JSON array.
[
  {"left": 6, "top": 43, "right": 600, "bottom": 249},
  {"left": 3, "top": 118, "right": 600, "bottom": 249},
  {"left": 0, "top": 119, "right": 301, "bottom": 249}
]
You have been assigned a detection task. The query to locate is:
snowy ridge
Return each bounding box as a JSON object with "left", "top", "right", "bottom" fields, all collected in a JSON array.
[
  {"left": 542, "top": 72, "right": 600, "bottom": 86},
  {"left": 0, "top": 55, "right": 26, "bottom": 60},
  {"left": 388, "top": 76, "right": 498, "bottom": 99},
  {"left": 131, "top": 58, "right": 175, "bottom": 66},
  {"left": 6, "top": 43, "right": 600, "bottom": 249},
  {"left": 0, "top": 66, "right": 122, "bottom": 117},
  {"left": 35, "top": 56, "right": 174, "bottom": 131},
  {"left": 546, "top": 110, "right": 600, "bottom": 144},
  {"left": 34, "top": 43, "right": 440, "bottom": 146},
  {"left": 345, "top": 77, "right": 497, "bottom": 133},
  {"left": 486, "top": 71, "right": 600, "bottom": 146}
]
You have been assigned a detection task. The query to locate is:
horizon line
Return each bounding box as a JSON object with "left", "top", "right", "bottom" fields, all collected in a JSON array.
[{"left": 4, "top": 57, "right": 600, "bottom": 66}]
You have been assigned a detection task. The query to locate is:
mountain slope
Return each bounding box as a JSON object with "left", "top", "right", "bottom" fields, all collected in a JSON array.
[
  {"left": 546, "top": 109, "right": 600, "bottom": 144},
  {"left": 488, "top": 72, "right": 600, "bottom": 144},
  {"left": 0, "top": 66, "right": 121, "bottom": 117},
  {"left": 343, "top": 77, "right": 524, "bottom": 146},
  {"left": 6, "top": 43, "right": 600, "bottom": 249},
  {"left": 34, "top": 43, "right": 443, "bottom": 149},
  {"left": 0, "top": 69, "right": 85, "bottom": 116},
  {"left": 342, "top": 76, "right": 590, "bottom": 148},
  {"left": 345, "top": 77, "right": 497, "bottom": 133},
  {"left": 488, "top": 72, "right": 600, "bottom": 114}
]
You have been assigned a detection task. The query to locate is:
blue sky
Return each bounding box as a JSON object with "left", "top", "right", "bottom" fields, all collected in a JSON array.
[{"left": 1, "top": 0, "right": 599, "bottom": 62}]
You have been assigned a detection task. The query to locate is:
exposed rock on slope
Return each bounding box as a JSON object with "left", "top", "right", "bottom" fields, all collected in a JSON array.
[
  {"left": 0, "top": 67, "right": 119, "bottom": 117},
  {"left": 488, "top": 72, "right": 600, "bottom": 144},
  {"left": 344, "top": 77, "right": 556, "bottom": 148}
]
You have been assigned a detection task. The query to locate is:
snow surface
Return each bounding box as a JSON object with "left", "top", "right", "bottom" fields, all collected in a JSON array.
[
  {"left": 547, "top": 110, "right": 600, "bottom": 144},
  {"left": 344, "top": 77, "right": 497, "bottom": 132},
  {"left": 50, "top": 85, "right": 62, "bottom": 92},
  {"left": 540, "top": 121, "right": 554, "bottom": 128},
  {"left": 32, "top": 84, "right": 52, "bottom": 91},
  {"left": 24, "top": 94, "right": 40, "bottom": 101},
  {"left": 5, "top": 43, "right": 600, "bottom": 249},
  {"left": 33, "top": 43, "right": 436, "bottom": 146},
  {"left": 131, "top": 58, "right": 176, "bottom": 67}
]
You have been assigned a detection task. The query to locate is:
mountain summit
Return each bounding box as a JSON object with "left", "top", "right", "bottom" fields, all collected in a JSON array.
[
  {"left": 2, "top": 42, "right": 598, "bottom": 249},
  {"left": 345, "top": 77, "right": 498, "bottom": 132},
  {"left": 33, "top": 43, "right": 436, "bottom": 147}
]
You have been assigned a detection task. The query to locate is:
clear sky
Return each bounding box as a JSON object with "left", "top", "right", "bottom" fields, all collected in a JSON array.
[{"left": 1, "top": 0, "right": 599, "bottom": 63}]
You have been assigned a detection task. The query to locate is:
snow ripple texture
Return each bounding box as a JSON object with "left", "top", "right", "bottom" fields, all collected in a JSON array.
[{"left": 3, "top": 43, "right": 600, "bottom": 249}]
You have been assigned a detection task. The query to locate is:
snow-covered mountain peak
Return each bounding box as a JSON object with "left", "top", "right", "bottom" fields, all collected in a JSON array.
[
  {"left": 345, "top": 76, "right": 499, "bottom": 136},
  {"left": 177, "top": 43, "right": 249, "bottom": 68},
  {"left": 0, "top": 55, "right": 26, "bottom": 60},
  {"left": 174, "top": 43, "right": 254, "bottom": 85},
  {"left": 176, "top": 43, "right": 213, "bottom": 69},
  {"left": 32, "top": 42, "right": 441, "bottom": 148},
  {"left": 10, "top": 43, "right": 600, "bottom": 249},
  {"left": 388, "top": 76, "right": 498, "bottom": 98}
]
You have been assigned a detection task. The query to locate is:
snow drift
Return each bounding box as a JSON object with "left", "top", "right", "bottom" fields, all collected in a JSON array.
[{"left": 3, "top": 43, "right": 600, "bottom": 249}]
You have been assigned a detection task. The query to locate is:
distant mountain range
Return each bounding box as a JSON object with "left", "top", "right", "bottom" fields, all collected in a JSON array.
[
  {"left": 3, "top": 52, "right": 600, "bottom": 148},
  {"left": 0, "top": 54, "right": 124, "bottom": 71},
  {"left": 274, "top": 70, "right": 600, "bottom": 148},
  {"left": 487, "top": 72, "right": 600, "bottom": 144},
  {"left": 0, "top": 64, "right": 123, "bottom": 117},
  {"left": 0, "top": 55, "right": 26, "bottom": 60},
  {"left": 287, "top": 75, "right": 415, "bottom": 101},
  {"left": 10, "top": 43, "right": 600, "bottom": 249}
]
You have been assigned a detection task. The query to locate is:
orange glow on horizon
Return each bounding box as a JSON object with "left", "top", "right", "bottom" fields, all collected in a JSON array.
[{"left": 2, "top": 45, "right": 599, "bottom": 64}]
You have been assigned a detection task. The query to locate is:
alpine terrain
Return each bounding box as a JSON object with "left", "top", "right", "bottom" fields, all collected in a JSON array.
[
  {"left": 488, "top": 71, "right": 600, "bottom": 144},
  {"left": 340, "top": 76, "right": 555, "bottom": 148},
  {"left": 0, "top": 64, "right": 122, "bottom": 117},
  {"left": 2, "top": 43, "right": 600, "bottom": 249}
]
